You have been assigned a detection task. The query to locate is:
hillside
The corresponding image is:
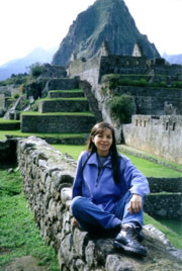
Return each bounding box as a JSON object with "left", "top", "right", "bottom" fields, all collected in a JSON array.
[
  {"left": 52, "top": 0, "right": 160, "bottom": 66},
  {"left": 163, "top": 53, "right": 182, "bottom": 65},
  {"left": 0, "top": 47, "right": 57, "bottom": 81}
]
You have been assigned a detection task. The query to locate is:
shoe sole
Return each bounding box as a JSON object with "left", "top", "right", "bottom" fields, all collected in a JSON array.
[{"left": 114, "top": 240, "right": 147, "bottom": 257}]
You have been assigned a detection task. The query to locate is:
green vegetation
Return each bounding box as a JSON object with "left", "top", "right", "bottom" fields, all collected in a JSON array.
[
  {"left": 106, "top": 95, "right": 136, "bottom": 124},
  {"left": 0, "top": 130, "right": 88, "bottom": 141},
  {"left": 49, "top": 89, "right": 83, "bottom": 93},
  {"left": 144, "top": 213, "right": 182, "bottom": 249},
  {"left": 0, "top": 127, "right": 181, "bottom": 177},
  {"left": 123, "top": 153, "right": 182, "bottom": 178},
  {"left": 52, "top": 144, "right": 182, "bottom": 178},
  {"left": 0, "top": 119, "right": 20, "bottom": 124},
  {"left": 52, "top": 144, "right": 87, "bottom": 160},
  {"left": 0, "top": 167, "right": 59, "bottom": 270},
  {"left": 109, "top": 78, "right": 149, "bottom": 89},
  {"left": 21, "top": 111, "right": 94, "bottom": 116},
  {"left": 172, "top": 81, "right": 182, "bottom": 88},
  {"left": 30, "top": 62, "right": 44, "bottom": 78},
  {"left": 13, "top": 93, "right": 20, "bottom": 99},
  {"left": 38, "top": 97, "right": 87, "bottom": 102},
  {"left": 118, "top": 144, "right": 182, "bottom": 172},
  {"left": 101, "top": 74, "right": 182, "bottom": 90},
  {"left": 0, "top": 73, "right": 29, "bottom": 86}
]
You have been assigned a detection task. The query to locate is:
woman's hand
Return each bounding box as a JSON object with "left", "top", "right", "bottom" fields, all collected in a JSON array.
[
  {"left": 73, "top": 217, "right": 79, "bottom": 227},
  {"left": 128, "top": 194, "right": 142, "bottom": 214}
]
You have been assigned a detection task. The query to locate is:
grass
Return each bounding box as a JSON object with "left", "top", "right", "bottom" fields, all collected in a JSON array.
[
  {"left": 21, "top": 111, "right": 94, "bottom": 116},
  {"left": 123, "top": 153, "right": 182, "bottom": 178},
  {"left": 118, "top": 144, "right": 182, "bottom": 171},
  {"left": 0, "top": 166, "right": 181, "bottom": 271},
  {"left": 0, "top": 119, "right": 20, "bottom": 124},
  {"left": 38, "top": 97, "right": 87, "bottom": 102},
  {"left": 0, "top": 130, "right": 88, "bottom": 141},
  {"left": 52, "top": 144, "right": 182, "bottom": 178},
  {"left": 144, "top": 213, "right": 182, "bottom": 249},
  {"left": 52, "top": 144, "right": 87, "bottom": 160},
  {"left": 0, "top": 167, "right": 60, "bottom": 271},
  {"left": 0, "top": 128, "right": 181, "bottom": 178},
  {"left": 49, "top": 89, "right": 83, "bottom": 93}
]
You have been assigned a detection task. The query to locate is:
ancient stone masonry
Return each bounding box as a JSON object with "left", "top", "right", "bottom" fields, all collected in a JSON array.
[
  {"left": 21, "top": 77, "right": 96, "bottom": 135},
  {"left": 69, "top": 55, "right": 182, "bottom": 88},
  {"left": 112, "top": 86, "right": 182, "bottom": 115},
  {"left": 17, "top": 137, "right": 182, "bottom": 271},
  {"left": 123, "top": 115, "right": 182, "bottom": 164},
  {"left": 21, "top": 114, "right": 96, "bottom": 133}
]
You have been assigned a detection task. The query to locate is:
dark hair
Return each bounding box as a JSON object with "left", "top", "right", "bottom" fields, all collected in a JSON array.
[{"left": 82, "top": 122, "right": 120, "bottom": 183}]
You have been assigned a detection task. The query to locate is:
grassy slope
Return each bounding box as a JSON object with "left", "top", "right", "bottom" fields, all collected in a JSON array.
[
  {"left": 0, "top": 130, "right": 87, "bottom": 141},
  {"left": 52, "top": 144, "right": 182, "bottom": 178},
  {"left": 0, "top": 168, "right": 60, "bottom": 271}
]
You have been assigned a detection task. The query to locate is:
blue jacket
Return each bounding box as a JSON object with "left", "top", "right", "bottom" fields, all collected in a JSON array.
[{"left": 72, "top": 151, "right": 150, "bottom": 212}]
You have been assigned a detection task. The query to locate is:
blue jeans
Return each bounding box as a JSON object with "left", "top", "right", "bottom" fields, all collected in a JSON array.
[{"left": 71, "top": 191, "right": 144, "bottom": 232}]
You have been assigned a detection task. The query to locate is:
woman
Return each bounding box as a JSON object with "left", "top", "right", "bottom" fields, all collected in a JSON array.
[{"left": 71, "top": 122, "right": 150, "bottom": 256}]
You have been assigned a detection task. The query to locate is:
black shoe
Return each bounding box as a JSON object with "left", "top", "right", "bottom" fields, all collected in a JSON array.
[
  {"left": 135, "top": 228, "right": 145, "bottom": 243},
  {"left": 114, "top": 225, "right": 147, "bottom": 257}
]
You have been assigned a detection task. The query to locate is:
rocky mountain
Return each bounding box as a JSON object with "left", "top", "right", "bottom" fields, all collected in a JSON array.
[
  {"left": 163, "top": 53, "right": 182, "bottom": 65},
  {"left": 0, "top": 47, "right": 57, "bottom": 81},
  {"left": 52, "top": 0, "right": 160, "bottom": 66}
]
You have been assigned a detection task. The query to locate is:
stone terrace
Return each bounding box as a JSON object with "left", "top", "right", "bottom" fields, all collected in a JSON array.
[{"left": 21, "top": 80, "right": 96, "bottom": 137}]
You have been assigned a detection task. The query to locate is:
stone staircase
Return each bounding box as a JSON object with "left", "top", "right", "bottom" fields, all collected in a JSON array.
[{"left": 21, "top": 84, "right": 96, "bottom": 143}]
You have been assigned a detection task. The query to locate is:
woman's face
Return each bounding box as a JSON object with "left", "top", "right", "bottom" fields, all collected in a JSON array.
[{"left": 92, "top": 128, "right": 113, "bottom": 156}]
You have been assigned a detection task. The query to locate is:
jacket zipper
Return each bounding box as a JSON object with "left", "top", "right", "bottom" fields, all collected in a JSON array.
[{"left": 95, "top": 167, "right": 101, "bottom": 187}]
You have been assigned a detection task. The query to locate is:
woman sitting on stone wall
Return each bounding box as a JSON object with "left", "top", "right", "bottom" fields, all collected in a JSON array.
[{"left": 71, "top": 122, "right": 150, "bottom": 257}]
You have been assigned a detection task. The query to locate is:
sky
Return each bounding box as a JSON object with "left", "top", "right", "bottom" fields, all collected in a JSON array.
[{"left": 0, "top": 0, "right": 182, "bottom": 66}]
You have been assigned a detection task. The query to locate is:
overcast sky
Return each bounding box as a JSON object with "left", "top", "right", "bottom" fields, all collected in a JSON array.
[{"left": 0, "top": 0, "right": 181, "bottom": 66}]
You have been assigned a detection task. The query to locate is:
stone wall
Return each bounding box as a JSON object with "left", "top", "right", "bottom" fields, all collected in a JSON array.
[
  {"left": 48, "top": 90, "right": 84, "bottom": 99},
  {"left": 69, "top": 55, "right": 182, "bottom": 87},
  {"left": 39, "top": 64, "right": 67, "bottom": 78},
  {"left": 17, "top": 137, "right": 182, "bottom": 270},
  {"left": 47, "top": 78, "right": 80, "bottom": 91},
  {"left": 68, "top": 57, "right": 101, "bottom": 89},
  {"left": 38, "top": 99, "right": 89, "bottom": 113},
  {"left": 144, "top": 194, "right": 182, "bottom": 219},
  {"left": 0, "top": 121, "right": 20, "bottom": 130},
  {"left": 79, "top": 81, "right": 103, "bottom": 122},
  {"left": 99, "top": 56, "right": 149, "bottom": 80},
  {"left": 21, "top": 114, "right": 96, "bottom": 133},
  {"left": 148, "top": 177, "right": 182, "bottom": 193},
  {"left": 26, "top": 78, "right": 80, "bottom": 100},
  {"left": 0, "top": 97, "right": 16, "bottom": 110},
  {"left": 123, "top": 114, "right": 182, "bottom": 164},
  {"left": 0, "top": 84, "right": 19, "bottom": 98},
  {"left": 113, "top": 86, "right": 182, "bottom": 115}
]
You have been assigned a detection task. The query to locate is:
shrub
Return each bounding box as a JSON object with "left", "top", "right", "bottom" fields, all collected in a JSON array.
[
  {"left": 106, "top": 95, "right": 136, "bottom": 124},
  {"left": 30, "top": 63, "right": 44, "bottom": 78},
  {"left": 172, "top": 81, "right": 182, "bottom": 88},
  {"left": 160, "top": 81, "right": 167, "bottom": 87},
  {"left": 139, "top": 78, "right": 148, "bottom": 87},
  {"left": 13, "top": 93, "right": 20, "bottom": 99}
]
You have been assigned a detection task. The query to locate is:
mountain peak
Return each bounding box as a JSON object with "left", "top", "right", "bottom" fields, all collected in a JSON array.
[{"left": 52, "top": 0, "right": 160, "bottom": 66}]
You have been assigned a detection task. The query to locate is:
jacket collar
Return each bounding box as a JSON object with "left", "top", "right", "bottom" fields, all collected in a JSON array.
[{"left": 87, "top": 152, "right": 112, "bottom": 168}]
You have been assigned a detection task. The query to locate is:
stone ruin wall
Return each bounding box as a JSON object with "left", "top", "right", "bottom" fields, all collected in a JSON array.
[
  {"left": 68, "top": 57, "right": 101, "bottom": 89},
  {"left": 15, "top": 136, "right": 182, "bottom": 270},
  {"left": 113, "top": 86, "right": 182, "bottom": 115},
  {"left": 68, "top": 55, "right": 182, "bottom": 139},
  {"left": 123, "top": 115, "right": 182, "bottom": 165}
]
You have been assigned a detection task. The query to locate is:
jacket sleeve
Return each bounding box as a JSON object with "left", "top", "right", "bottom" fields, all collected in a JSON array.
[
  {"left": 72, "top": 151, "right": 85, "bottom": 198},
  {"left": 122, "top": 156, "right": 150, "bottom": 197}
]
